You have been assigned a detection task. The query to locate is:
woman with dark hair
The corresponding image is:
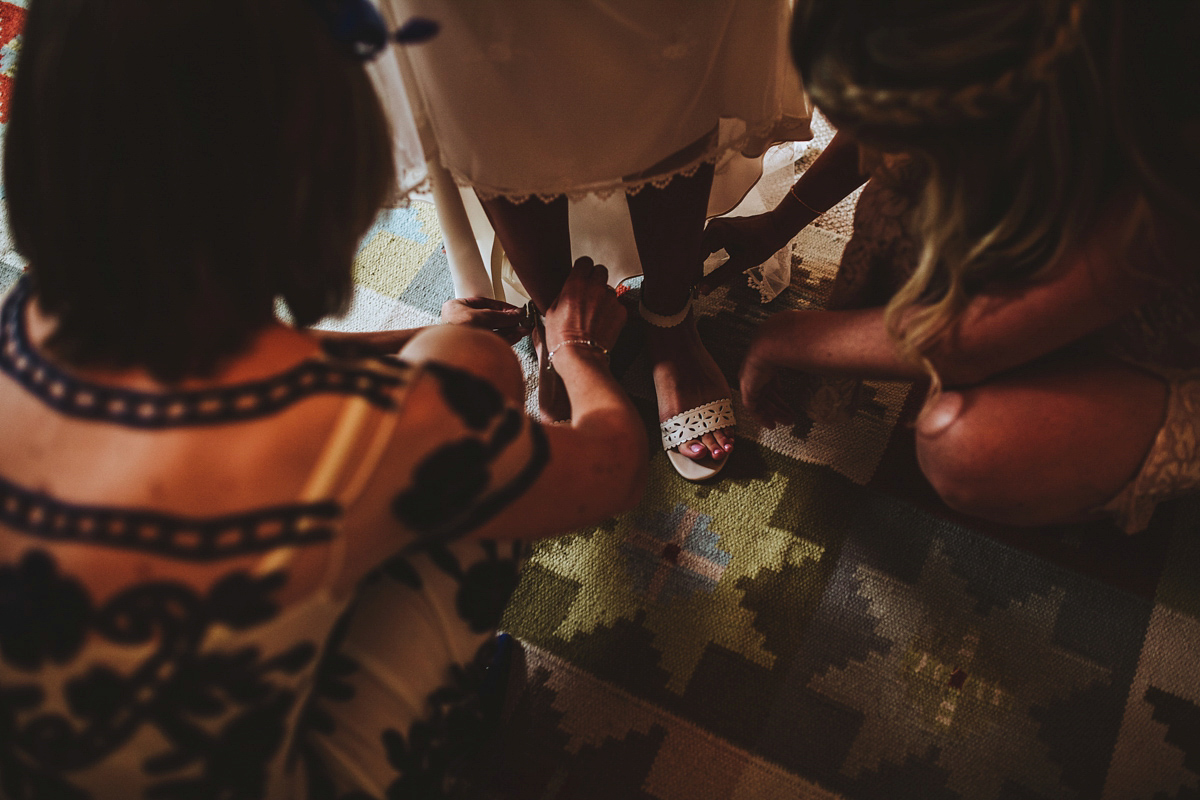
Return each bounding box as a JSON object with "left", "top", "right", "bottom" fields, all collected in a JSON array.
[
  {"left": 0, "top": 1, "right": 644, "bottom": 797},
  {"left": 717, "top": 0, "right": 1200, "bottom": 531}
]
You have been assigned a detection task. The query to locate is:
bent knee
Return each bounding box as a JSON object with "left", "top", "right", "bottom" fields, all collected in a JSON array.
[
  {"left": 399, "top": 325, "right": 525, "bottom": 404},
  {"left": 914, "top": 390, "right": 1029, "bottom": 522}
]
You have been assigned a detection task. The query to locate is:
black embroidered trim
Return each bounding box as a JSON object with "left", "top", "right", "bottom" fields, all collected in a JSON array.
[
  {"left": 415, "top": 420, "right": 550, "bottom": 547},
  {"left": 0, "top": 550, "right": 316, "bottom": 797},
  {"left": 0, "top": 277, "right": 407, "bottom": 428},
  {"left": 0, "top": 473, "right": 339, "bottom": 562}
]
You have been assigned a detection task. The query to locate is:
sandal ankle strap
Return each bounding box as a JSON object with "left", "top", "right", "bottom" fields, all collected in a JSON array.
[{"left": 639, "top": 296, "right": 692, "bottom": 328}]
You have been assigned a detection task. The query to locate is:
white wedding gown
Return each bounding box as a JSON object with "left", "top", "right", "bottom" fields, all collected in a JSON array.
[{"left": 368, "top": 0, "right": 812, "bottom": 297}]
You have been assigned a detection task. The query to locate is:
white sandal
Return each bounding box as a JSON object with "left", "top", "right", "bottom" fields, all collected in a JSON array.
[{"left": 641, "top": 296, "right": 736, "bottom": 481}]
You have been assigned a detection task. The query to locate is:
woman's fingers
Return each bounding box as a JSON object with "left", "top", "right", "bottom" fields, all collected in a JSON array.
[
  {"left": 474, "top": 308, "right": 527, "bottom": 328},
  {"left": 590, "top": 261, "right": 610, "bottom": 288},
  {"left": 762, "top": 385, "right": 795, "bottom": 427},
  {"left": 701, "top": 218, "right": 734, "bottom": 255},
  {"left": 740, "top": 353, "right": 780, "bottom": 427},
  {"left": 544, "top": 256, "right": 627, "bottom": 351},
  {"left": 460, "top": 296, "right": 519, "bottom": 311},
  {"left": 495, "top": 326, "right": 533, "bottom": 345}
]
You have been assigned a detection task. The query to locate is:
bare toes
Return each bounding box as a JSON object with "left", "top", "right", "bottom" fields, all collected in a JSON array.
[
  {"left": 701, "top": 433, "right": 725, "bottom": 460},
  {"left": 714, "top": 429, "right": 735, "bottom": 453}
]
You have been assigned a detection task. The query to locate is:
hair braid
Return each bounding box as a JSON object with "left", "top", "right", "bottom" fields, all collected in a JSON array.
[{"left": 809, "top": 0, "right": 1085, "bottom": 129}]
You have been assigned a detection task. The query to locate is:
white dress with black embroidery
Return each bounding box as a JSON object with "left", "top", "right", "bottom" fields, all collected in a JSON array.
[{"left": 0, "top": 278, "right": 547, "bottom": 799}]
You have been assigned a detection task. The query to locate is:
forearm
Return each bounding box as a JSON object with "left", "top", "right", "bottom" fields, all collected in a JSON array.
[
  {"left": 543, "top": 347, "right": 647, "bottom": 509},
  {"left": 758, "top": 281, "right": 1148, "bottom": 390},
  {"left": 774, "top": 129, "right": 868, "bottom": 228},
  {"left": 314, "top": 327, "right": 427, "bottom": 354},
  {"left": 551, "top": 348, "right": 644, "bottom": 438},
  {"left": 755, "top": 308, "right": 926, "bottom": 381}
]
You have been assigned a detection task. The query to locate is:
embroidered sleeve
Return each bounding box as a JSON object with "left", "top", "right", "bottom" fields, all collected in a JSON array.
[{"left": 389, "top": 362, "right": 548, "bottom": 545}]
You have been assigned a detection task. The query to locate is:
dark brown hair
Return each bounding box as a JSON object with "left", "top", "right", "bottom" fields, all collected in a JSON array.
[{"left": 5, "top": 0, "right": 396, "bottom": 381}]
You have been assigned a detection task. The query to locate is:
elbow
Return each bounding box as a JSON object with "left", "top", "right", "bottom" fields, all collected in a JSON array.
[
  {"left": 924, "top": 341, "right": 1013, "bottom": 388},
  {"left": 936, "top": 366, "right": 990, "bottom": 389},
  {"left": 926, "top": 355, "right": 1000, "bottom": 389}
]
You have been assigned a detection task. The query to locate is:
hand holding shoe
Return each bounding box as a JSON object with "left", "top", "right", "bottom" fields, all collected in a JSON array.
[{"left": 441, "top": 296, "right": 532, "bottom": 345}]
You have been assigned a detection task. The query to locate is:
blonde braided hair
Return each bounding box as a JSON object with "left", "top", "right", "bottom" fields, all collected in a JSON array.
[
  {"left": 793, "top": 0, "right": 1109, "bottom": 402},
  {"left": 808, "top": 0, "right": 1086, "bottom": 129}
]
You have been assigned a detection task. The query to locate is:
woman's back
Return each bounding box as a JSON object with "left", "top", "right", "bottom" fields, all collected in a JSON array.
[
  {"left": 0, "top": 275, "right": 380, "bottom": 797},
  {"left": 0, "top": 277, "right": 554, "bottom": 797}
]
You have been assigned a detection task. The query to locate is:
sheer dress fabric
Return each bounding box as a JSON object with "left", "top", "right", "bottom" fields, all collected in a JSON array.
[
  {"left": 375, "top": 0, "right": 812, "bottom": 202},
  {"left": 0, "top": 278, "right": 545, "bottom": 799}
]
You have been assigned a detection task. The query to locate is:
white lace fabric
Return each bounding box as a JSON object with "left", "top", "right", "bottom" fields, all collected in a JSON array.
[{"left": 375, "top": 0, "right": 811, "bottom": 203}]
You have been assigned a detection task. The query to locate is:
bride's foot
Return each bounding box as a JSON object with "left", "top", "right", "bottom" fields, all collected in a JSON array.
[
  {"left": 646, "top": 308, "right": 735, "bottom": 468},
  {"left": 532, "top": 321, "right": 572, "bottom": 423}
]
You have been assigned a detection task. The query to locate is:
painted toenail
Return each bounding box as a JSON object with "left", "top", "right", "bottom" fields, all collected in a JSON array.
[{"left": 690, "top": 444, "right": 705, "bottom": 454}]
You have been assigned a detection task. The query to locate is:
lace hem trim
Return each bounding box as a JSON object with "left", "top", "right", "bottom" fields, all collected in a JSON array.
[
  {"left": 386, "top": 173, "right": 433, "bottom": 209},
  {"left": 1100, "top": 370, "right": 1200, "bottom": 533},
  {"left": 446, "top": 113, "right": 812, "bottom": 204}
]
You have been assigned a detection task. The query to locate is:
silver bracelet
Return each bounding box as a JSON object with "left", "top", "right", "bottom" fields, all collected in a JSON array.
[{"left": 547, "top": 339, "right": 610, "bottom": 370}]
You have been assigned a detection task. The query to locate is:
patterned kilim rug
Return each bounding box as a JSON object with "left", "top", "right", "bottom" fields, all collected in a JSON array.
[{"left": 1, "top": 9, "right": 1198, "bottom": 795}]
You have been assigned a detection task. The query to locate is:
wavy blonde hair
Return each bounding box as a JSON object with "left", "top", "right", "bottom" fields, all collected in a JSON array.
[{"left": 793, "top": 0, "right": 1113, "bottom": 388}]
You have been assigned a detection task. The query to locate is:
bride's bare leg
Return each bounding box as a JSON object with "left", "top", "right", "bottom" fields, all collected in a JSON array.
[
  {"left": 627, "top": 161, "right": 734, "bottom": 464},
  {"left": 477, "top": 194, "right": 572, "bottom": 421}
]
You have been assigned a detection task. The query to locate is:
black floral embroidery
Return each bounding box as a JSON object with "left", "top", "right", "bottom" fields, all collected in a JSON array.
[
  {"left": 296, "top": 602, "right": 375, "bottom": 800},
  {"left": 298, "top": 607, "right": 361, "bottom": 742},
  {"left": 388, "top": 360, "right": 549, "bottom": 540},
  {"left": 392, "top": 440, "right": 492, "bottom": 533},
  {"left": 0, "top": 473, "right": 339, "bottom": 562},
  {"left": 299, "top": 541, "right": 525, "bottom": 799},
  {"left": 0, "top": 276, "right": 409, "bottom": 429},
  {"left": 0, "top": 550, "right": 92, "bottom": 671},
  {"left": 425, "top": 541, "right": 526, "bottom": 634},
  {"left": 422, "top": 362, "right": 505, "bottom": 432},
  {"left": 0, "top": 549, "right": 316, "bottom": 799},
  {"left": 376, "top": 637, "right": 501, "bottom": 800},
  {"left": 391, "top": 413, "right": 549, "bottom": 544},
  {"left": 0, "top": 683, "right": 66, "bottom": 800},
  {"left": 378, "top": 554, "right": 423, "bottom": 590}
]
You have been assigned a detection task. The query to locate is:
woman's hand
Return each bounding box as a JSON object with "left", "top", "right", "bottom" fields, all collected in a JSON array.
[
  {"left": 441, "top": 296, "right": 532, "bottom": 345},
  {"left": 739, "top": 312, "right": 804, "bottom": 430},
  {"left": 698, "top": 210, "right": 803, "bottom": 294},
  {"left": 740, "top": 345, "right": 797, "bottom": 431},
  {"left": 543, "top": 257, "right": 626, "bottom": 354}
]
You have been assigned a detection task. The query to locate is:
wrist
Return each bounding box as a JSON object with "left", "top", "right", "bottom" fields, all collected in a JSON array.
[
  {"left": 776, "top": 189, "right": 821, "bottom": 229},
  {"left": 753, "top": 310, "right": 806, "bottom": 358},
  {"left": 547, "top": 339, "right": 610, "bottom": 371}
]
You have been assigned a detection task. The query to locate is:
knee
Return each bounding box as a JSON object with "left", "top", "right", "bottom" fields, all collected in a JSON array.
[
  {"left": 399, "top": 325, "right": 526, "bottom": 405},
  {"left": 914, "top": 390, "right": 1014, "bottom": 521}
]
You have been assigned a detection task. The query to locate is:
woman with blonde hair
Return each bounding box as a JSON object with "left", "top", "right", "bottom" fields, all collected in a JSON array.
[{"left": 732, "top": 0, "right": 1200, "bottom": 531}]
